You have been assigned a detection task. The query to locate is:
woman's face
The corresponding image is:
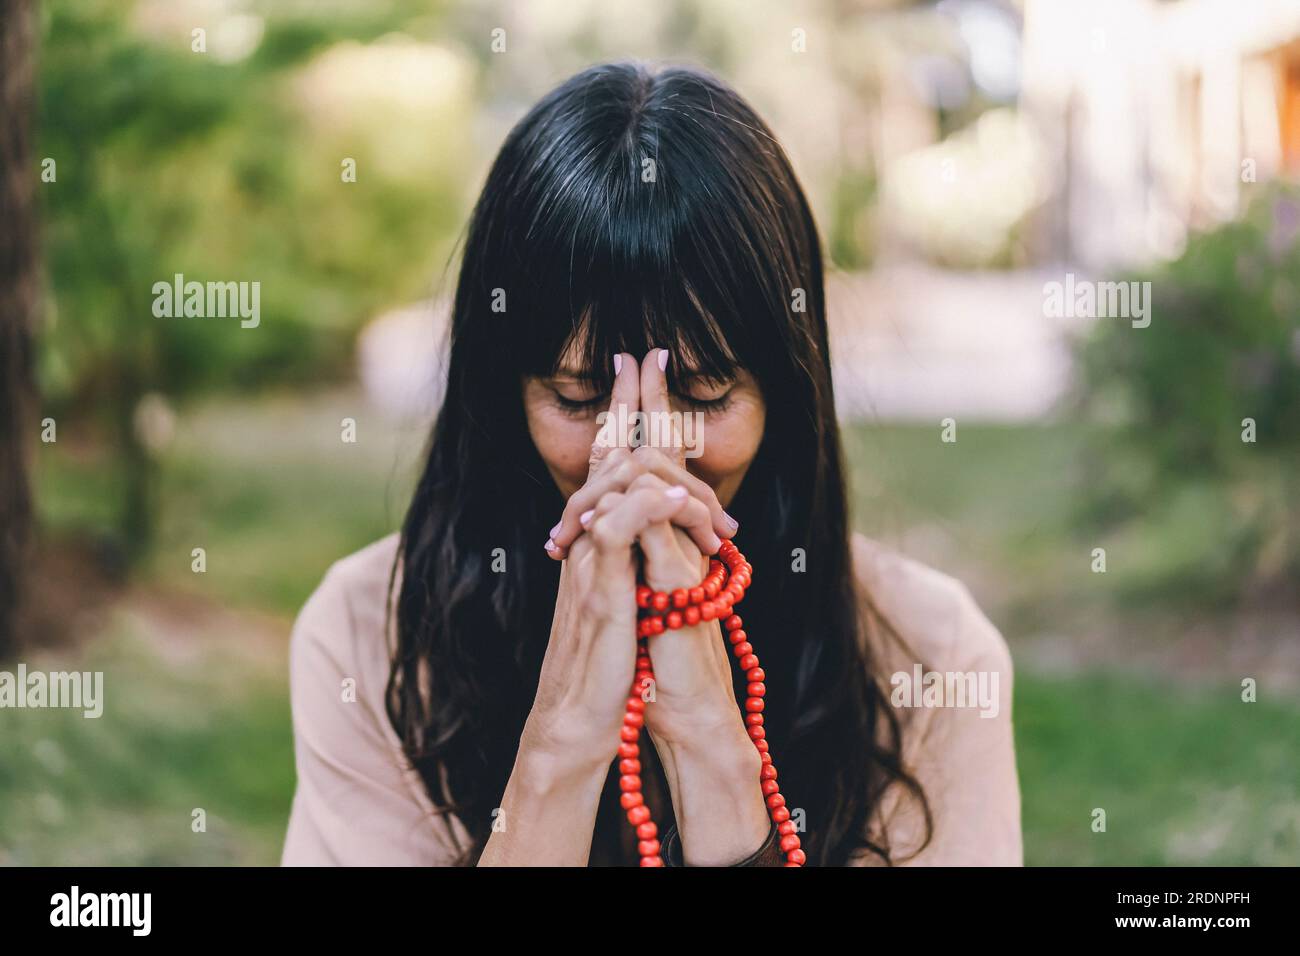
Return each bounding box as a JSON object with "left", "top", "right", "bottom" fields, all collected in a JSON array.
[{"left": 523, "top": 349, "right": 766, "bottom": 506}]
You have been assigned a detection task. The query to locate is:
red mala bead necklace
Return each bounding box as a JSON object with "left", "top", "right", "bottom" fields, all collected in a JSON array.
[{"left": 621, "top": 538, "right": 805, "bottom": 867}]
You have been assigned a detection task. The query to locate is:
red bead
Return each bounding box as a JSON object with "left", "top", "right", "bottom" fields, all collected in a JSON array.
[{"left": 622, "top": 540, "right": 806, "bottom": 868}]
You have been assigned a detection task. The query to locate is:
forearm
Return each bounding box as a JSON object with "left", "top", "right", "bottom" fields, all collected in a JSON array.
[
  {"left": 651, "top": 716, "right": 770, "bottom": 866},
  {"left": 478, "top": 726, "right": 610, "bottom": 867}
]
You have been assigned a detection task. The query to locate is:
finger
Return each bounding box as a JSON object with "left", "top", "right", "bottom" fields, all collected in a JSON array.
[
  {"left": 638, "top": 347, "right": 683, "bottom": 464},
  {"left": 637, "top": 520, "right": 700, "bottom": 592},
  {"left": 626, "top": 472, "right": 721, "bottom": 556},
  {"left": 631, "top": 444, "right": 738, "bottom": 539},
  {"left": 588, "top": 484, "right": 693, "bottom": 580},
  {"left": 547, "top": 449, "right": 639, "bottom": 559},
  {"left": 587, "top": 352, "right": 640, "bottom": 480},
  {"left": 548, "top": 453, "right": 722, "bottom": 560}
]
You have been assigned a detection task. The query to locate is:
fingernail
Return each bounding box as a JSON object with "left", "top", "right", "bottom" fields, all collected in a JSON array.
[
  {"left": 723, "top": 511, "right": 739, "bottom": 531},
  {"left": 614, "top": 354, "right": 623, "bottom": 375},
  {"left": 579, "top": 509, "right": 595, "bottom": 526},
  {"left": 710, "top": 534, "right": 723, "bottom": 553},
  {"left": 657, "top": 348, "right": 669, "bottom": 372},
  {"left": 544, "top": 538, "right": 557, "bottom": 552},
  {"left": 549, "top": 522, "right": 561, "bottom": 538},
  {"left": 665, "top": 485, "right": 688, "bottom": 499}
]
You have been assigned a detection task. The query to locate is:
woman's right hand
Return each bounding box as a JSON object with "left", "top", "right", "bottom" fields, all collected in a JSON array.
[
  {"left": 522, "top": 352, "right": 727, "bottom": 766},
  {"left": 486, "top": 352, "right": 735, "bottom": 864}
]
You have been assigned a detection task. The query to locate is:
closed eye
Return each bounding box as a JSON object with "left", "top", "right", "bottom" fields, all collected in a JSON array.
[
  {"left": 677, "top": 389, "right": 734, "bottom": 414},
  {"left": 553, "top": 390, "right": 608, "bottom": 416}
]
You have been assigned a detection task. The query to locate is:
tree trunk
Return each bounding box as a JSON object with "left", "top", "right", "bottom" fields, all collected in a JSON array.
[{"left": 0, "top": 0, "right": 39, "bottom": 657}]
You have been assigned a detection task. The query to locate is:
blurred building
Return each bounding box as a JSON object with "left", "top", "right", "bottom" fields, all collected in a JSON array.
[{"left": 1022, "top": 0, "right": 1300, "bottom": 270}]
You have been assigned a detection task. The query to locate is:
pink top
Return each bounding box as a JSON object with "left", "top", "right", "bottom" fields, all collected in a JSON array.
[{"left": 281, "top": 533, "right": 1023, "bottom": 865}]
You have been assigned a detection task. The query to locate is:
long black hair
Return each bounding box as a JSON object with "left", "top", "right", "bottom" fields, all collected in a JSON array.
[{"left": 388, "top": 61, "right": 931, "bottom": 865}]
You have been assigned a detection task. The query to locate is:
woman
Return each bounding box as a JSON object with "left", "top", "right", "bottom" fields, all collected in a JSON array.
[{"left": 281, "top": 62, "right": 1021, "bottom": 866}]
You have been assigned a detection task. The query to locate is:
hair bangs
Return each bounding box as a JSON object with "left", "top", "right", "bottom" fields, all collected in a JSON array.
[{"left": 505, "top": 159, "right": 787, "bottom": 396}]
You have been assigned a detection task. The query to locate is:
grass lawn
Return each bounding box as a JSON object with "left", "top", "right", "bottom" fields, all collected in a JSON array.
[{"left": 10, "top": 390, "right": 1295, "bottom": 865}]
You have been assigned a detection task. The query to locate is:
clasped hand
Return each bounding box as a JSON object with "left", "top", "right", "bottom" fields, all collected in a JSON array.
[{"left": 528, "top": 349, "right": 750, "bottom": 759}]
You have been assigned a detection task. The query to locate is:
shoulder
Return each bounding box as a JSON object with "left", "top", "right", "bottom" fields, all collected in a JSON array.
[
  {"left": 283, "top": 532, "right": 461, "bottom": 865},
  {"left": 297, "top": 532, "right": 401, "bottom": 626},
  {"left": 849, "top": 533, "right": 1022, "bottom": 866},
  {"left": 287, "top": 531, "right": 402, "bottom": 743},
  {"left": 850, "top": 532, "right": 1010, "bottom": 677},
  {"left": 288, "top": 532, "right": 403, "bottom": 736},
  {"left": 291, "top": 534, "right": 401, "bottom": 665}
]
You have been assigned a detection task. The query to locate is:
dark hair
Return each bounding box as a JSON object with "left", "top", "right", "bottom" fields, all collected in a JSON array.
[{"left": 388, "top": 61, "right": 931, "bottom": 865}]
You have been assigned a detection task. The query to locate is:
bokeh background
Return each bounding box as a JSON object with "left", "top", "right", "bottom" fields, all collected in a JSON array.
[{"left": 3, "top": 0, "right": 1298, "bottom": 864}]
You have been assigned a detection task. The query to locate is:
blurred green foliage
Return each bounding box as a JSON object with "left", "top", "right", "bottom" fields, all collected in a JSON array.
[
  {"left": 1075, "top": 185, "right": 1300, "bottom": 604},
  {"left": 37, "top": 0, "right": 468, "bottom": 548}
]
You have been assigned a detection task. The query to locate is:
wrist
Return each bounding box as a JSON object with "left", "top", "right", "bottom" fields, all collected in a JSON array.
[
  {"left": 663, "top": 715, "right": 762, "bottom": 785},
  {"left": 519, "top": 714, "right": 615, "bottom": 786},
  {"left": 656, "top": 721, "right": 769, "bottom": 867}
]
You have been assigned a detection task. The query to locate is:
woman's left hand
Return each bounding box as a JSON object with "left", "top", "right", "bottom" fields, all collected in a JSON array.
[{"left": 594, "top": 350, "right": 771, "bottom": 864}]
